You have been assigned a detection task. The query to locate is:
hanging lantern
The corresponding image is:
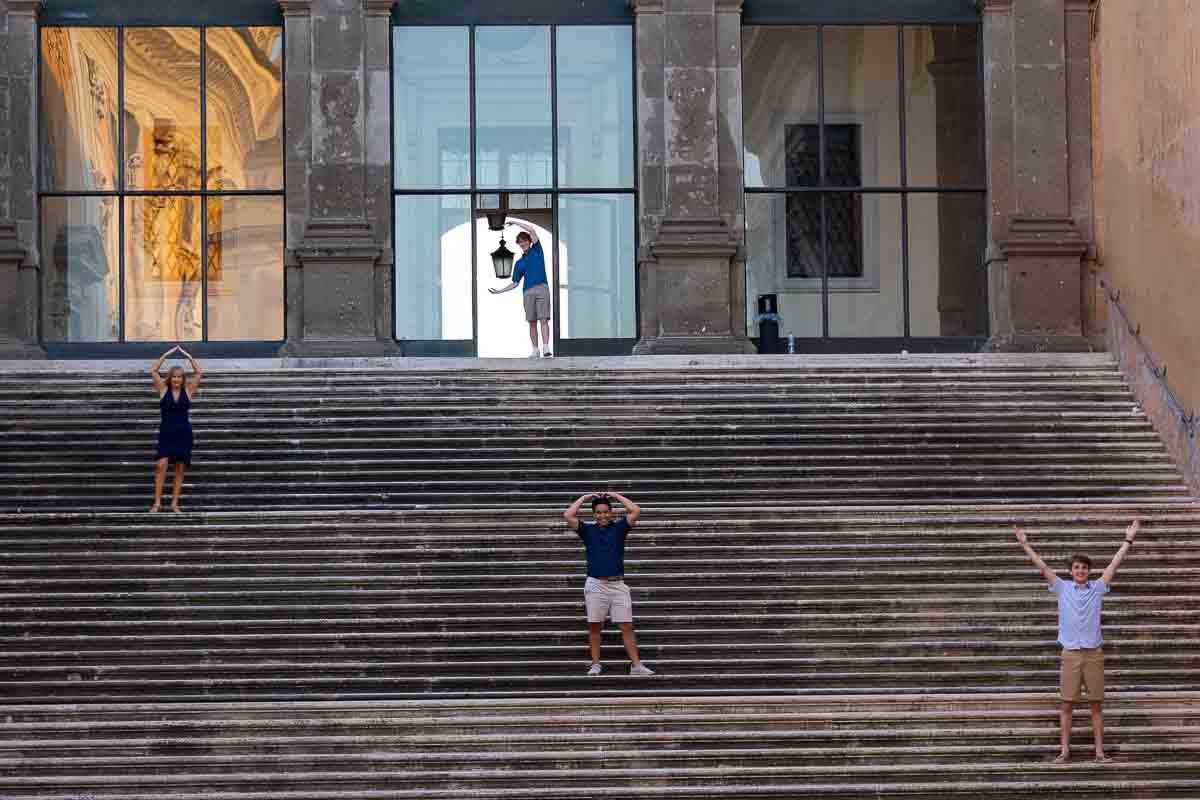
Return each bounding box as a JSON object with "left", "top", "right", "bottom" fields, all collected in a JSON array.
[{"left": 491, "top": 236, "right": 516, "bottom": 279}]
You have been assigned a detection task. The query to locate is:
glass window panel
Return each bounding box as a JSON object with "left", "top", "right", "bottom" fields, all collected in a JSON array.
[
  {"left": 742, "top": 26, "right": 818, "bottom": 188},
  {"left": 206, "top": 197, "right": 283, "bottom": 341},
  {"left": 823, "top": 27, "right": 901, "bottom": 187},
  {"left": 475, "top": 26, "right": 551, "bottom": 189},
  {"left": 205, "top": 27, "right": 284, "bottom": 191},
  {"left": 394, "top": 195, "right": 473, "bottom": 341},
  {"left": 393, "top": 27, "right": 470, "bottom": 189},
  {"left": 907, "top": 192, "right": 987, "bottom": 337},
  {"left": 123, "top": 28, "right": 202, "bottom": 190},
  {"left": 123, "top": 195, "right": 203, "bottom": 341},
  {"left": 904, "top": 25, "right": 984, "bottom": 188},
  {"left": 745, "top": 192, "right": 821, "bottom": 337},
  {"left": 828, "top": 193, "right": 903, "bottom": 337},
  {"left": 40, "top": 197, "right": 120, "bottom": 342},
  {"left": 40, "top": 28, "right": 119, "bottom": 192},
  {"left": 557, "top": 194, "right": 635, "bottom": 339},
  {"left": 556, "top": 26, "right": 633, "bottom": 189}
]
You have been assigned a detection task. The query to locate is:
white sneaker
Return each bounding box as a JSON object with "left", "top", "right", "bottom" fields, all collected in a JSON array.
[
  {"left": 629, "top": 663, "right": 655, "bottom": 677},
  {"left": 587, "top": 662, "right": 602, "bottom": 676},
  {"left": 529, "top": 349, "right": 541, "bottom": 359}
]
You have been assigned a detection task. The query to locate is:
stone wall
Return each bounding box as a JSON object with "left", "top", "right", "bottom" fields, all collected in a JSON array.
[{"left": 1093, "top": 1, "right": 1200, "bottom": 446}]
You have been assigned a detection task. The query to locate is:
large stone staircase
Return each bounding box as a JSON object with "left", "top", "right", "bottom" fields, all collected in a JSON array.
[{"left": 0, "top": 353, "right": 1197, "bottom": 798}]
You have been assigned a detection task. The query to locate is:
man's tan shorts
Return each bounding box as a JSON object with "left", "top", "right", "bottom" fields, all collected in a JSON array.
[
  {"left": 1061, "top": 647, "right": 1105, "bottom": 702},
  {"left": 584, "top": 577, "right": 633, "bottom": 624},
  {"left": 523, "top": 283, "right": 551, "bottom": 322}
]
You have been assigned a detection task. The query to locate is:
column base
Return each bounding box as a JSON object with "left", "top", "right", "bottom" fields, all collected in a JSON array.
[
  {"left": 983, "top": 334, "right": 1099, "bottom": 353},
  {"left": 633, "top": 334, "right": 757, "bottom": 355},
  {"left": 279, "top": 338, "right": 401, "bottom": 358},
  {"left": 0, "top": 340, "right": 46, "bottom": 359}
]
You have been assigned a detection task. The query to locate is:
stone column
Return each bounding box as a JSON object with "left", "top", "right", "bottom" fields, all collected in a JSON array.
[
  {"left": 980, "top": 0, "right": 1091, "bottom": 351},
  {"left": 0, "top": 0, "right": 47, "bottom": 358},
  {"left": 279, "top": 0, "right": 399, "bottom": 356},
  {"left": 632, "top": 0, "right": 755, "bottom": 355}
]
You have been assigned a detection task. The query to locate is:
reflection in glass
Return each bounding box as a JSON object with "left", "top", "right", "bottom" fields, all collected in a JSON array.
[
  {"left": 41, "top": 197, "right": 120, "bottom": 342},
  {"left": 741, "top": 26, "right": 818, "bottom": 188},
  {"left": 394, "top": 195, "right": 473, "bottom": 341},
  {"left": 827, "top": 194, "right": 902, "bottom": 338},
  {"left": 206, "top": 197, "right": 284, "bottom": 341},
  {"left": 205, "top": 27, "right": 284, "bottom": 191},
  {"left": 557, "top": 194, "right": 635, "bottom": 339},
  {"left": 124, "top": 196, "right": 203, "bottom": 341},
  {"left": 556, "top": 26, "right": 634, "bottom": 189},
  {"left": 908, "top": 193, "right": 987, "bottom": 337},
  {"left": 123, "top": 28, "right": 202, "bottom": 190},
  {"left": 40, "top": 28, "right": 119, "bottom": 192},
  {"left": 475, "top": 26, "right": 551, "bottom": 189},
  {"left": 745, "top": 193, "right": 820, "bottom": 338},
  {"left": 905, "top": 25, "right": 984, "bottom": 188},
  {"left": 393, "top": 27, "right": 470, "bottom": 189},
  {"left": 823, "top": 27, "right": 900, "bottom": 187}
]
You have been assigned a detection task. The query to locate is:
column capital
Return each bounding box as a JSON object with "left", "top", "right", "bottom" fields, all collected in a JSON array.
[
  {"left": 715, "top": 0, "right": 744, "bottom": 13},
  {"left": 6, "top": 0, "right": 44, "bottom": 15},
  {"left": 1065, "top": 0, "right": 1093, "bottom": 13},
  {"left": 277, "top": 0, "right": 312, "bottom": 18},
  {"left": 362, "top": 0, "right": 395, "bottom": 17},
  {"left": 976, "top": 0, "right": 1014, "bottom": 14},
  {"left": 629, "top": 0, "right": 664, "bottom": 15}
]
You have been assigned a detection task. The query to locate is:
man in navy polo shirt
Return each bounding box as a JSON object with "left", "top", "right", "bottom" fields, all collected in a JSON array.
[
  {"left": 487, "top": 219, "right": 552, "bottom": 358},
  {"left": 564, "top": 491, "right": 654, "bottom": 677},
  {"left": 1015, "top": 519, "right": 1140, "bottom": 763}
]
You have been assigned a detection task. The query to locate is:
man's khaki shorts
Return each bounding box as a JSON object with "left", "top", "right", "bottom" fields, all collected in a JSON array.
[
  {"left": 523, "top": 283, "right": 551, "bottom": 322},
  {"left": 584, "top": 577, "right": 633, "bottom": 624},
  {"left": 1061, "top": 647, "right": 1105, "bottom": 702}
]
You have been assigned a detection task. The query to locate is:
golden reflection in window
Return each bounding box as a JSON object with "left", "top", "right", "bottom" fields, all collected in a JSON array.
[
  {"left": 124, "top": 196, "right": 203, "bottom": 342},
  {"left": 40, "top": 28, "right": 119, "bottom": 192},
  {"left": 206, "top": 198, "right": 284, "bottom": 341},
  {"left": 205, "top": 28, "right": 284, "bottom": 191},
  {"left": 123, "top": 27, "right": 202, "bottom": 191}
]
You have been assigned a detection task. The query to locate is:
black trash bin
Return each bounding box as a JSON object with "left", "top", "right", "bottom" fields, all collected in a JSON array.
[{"left": 756, "top": 294, "right": 780, "bottom": 354}]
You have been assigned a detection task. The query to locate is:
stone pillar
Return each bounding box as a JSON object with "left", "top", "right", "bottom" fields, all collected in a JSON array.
[
  {"left": 980, "top": 0, "right": 1091, "bottom": 351},
  {"left": 632, "top": 0, "right": 755, "bottom": 355},
  {"left": 0, "top": 0, "right": 47, "bottom": 358},
  {"left": 279, "top": 0, "right": 399, "bottom": 356}
]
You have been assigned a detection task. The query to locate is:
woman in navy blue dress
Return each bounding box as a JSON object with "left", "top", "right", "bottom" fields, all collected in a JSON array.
[{"left": 150, "top": 346, "right": 203, "bottom": 512}]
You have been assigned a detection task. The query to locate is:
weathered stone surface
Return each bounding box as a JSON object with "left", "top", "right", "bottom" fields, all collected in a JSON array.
[
  {"left": 665, "top": 12, "right": 714, "bottom": 69},
  {"left": 1092, "top": 0, "right": 1200, "bottom": 447},
  {"left": 312, "top": 10, "right": 363, "bottom": 72}
]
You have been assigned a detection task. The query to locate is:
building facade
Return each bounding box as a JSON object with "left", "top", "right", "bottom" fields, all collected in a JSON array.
[{"left": 0, "top": 0, "right": 1133, "bottom": 359}]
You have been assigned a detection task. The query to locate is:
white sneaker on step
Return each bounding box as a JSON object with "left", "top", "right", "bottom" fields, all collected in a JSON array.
[
  {"left": 629, "top": 663, "right": 655, "bottom": 677},
  {"left": 587, "top": 662, "right": 602, "bottom": 676},
  {"left": 529, "top": 349, "right": 541, "bottom": 359}
]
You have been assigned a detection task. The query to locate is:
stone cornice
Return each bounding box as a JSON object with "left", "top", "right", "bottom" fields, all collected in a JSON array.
[
  {"left": 629, "top": 0, "right": 664, "bottom": 15},
  {"left": 362, "top": 0, "right": 395, "bottom": 16},
  {"left": 277, "top": 0, "right": 312, "bottom": 18},
  {"left": 715, "top": 0, "right": 744, "bottom": 13},
  {"left": 976, "top": 0, "right": 1014, "bottom": 14},
  {"left": 6, "top": 0, "right": 45, "bottom": 16}
]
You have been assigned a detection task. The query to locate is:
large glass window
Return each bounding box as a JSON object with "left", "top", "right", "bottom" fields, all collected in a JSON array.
[
  {"left": 742, "top": 24, "right": 985, "bottom": 341},
  {"left": 393, "top": 24, "right": 635, "bottom": 354},
  {"left": 40, "top": 25, "right": 285, "bottom": 344}
]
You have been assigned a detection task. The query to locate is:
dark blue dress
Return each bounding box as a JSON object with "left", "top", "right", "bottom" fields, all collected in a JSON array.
[{"left": 156, "top": 389, "right": 194, "bottom": 466}]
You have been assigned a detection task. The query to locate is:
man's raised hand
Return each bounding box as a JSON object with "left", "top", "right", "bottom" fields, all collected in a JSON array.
[
  {"left": 1126, "top": 519, "right": 1141, "bottom": 541},
  {"left": 1015, "top": 528, "right": 1027, "bottom": 545}
]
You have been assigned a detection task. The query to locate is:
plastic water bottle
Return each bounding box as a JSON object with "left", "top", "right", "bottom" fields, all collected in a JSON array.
[{"left": 787, "top": 334, "right": 796, "bottom": 354}]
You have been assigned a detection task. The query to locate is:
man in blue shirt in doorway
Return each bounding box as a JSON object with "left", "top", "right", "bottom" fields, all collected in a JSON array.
[
  {"left": 487, "top": 219, "right": 552, "bottom": 358},
  {"left": 1015, "top": 519, "right": 1140, "bottom": 763},
  {"left": 564, "top": 491, "right": 654, "bottom": 677}
]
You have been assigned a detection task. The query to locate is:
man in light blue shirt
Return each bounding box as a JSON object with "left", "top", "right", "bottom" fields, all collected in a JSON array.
[{"left": 1016, "top": 520, "right": 1140, "bottom": 763}]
